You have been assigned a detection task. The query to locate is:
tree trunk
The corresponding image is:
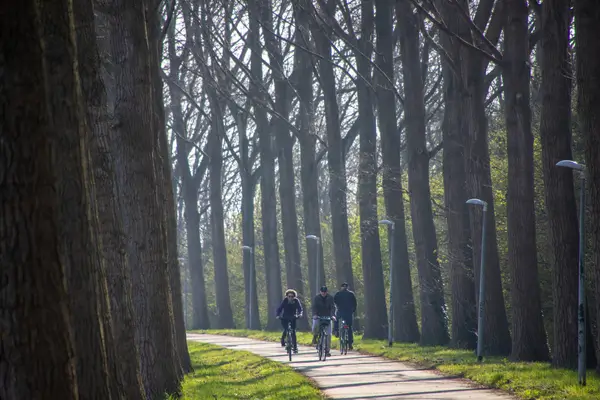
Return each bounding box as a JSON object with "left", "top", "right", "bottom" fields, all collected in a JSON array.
[
  {"left": 539, "top": 0, "right": 579, "bottom": 369},
  {"left": 109, "top": 0, "right": 180, "bottom": 394},
  {"left": 149, "top": 8, "right": 191, "bottom": 373},
  {"left": 241, "top": 170, "right": 261, "bottom": 329},
  {"left": 207, "top": 101, "right": 235, "bottom": 329},
  {"left": 38, "top": 0, "right": 119, "bottom": 395},
  {"left": 375, "top": 0, "right": 420, "bottom": 343},
  {"left": 261, "top": 0, "right": 307, "bottom": 330},
  {"left": 356, "top": 0, "right": 388, "bottom": 340},
  {"left": 504, "top": 0, "right": 549, "bottom": 362},
  {"left": 311, "top": 0, "right": 355, "bottom": 291},
  {"left": 397, "top": 0, "right": 449, "bottom": 346},
  {"left": 0, "top": 2, "right": 78, "bottom": 397},
  {"left": 437, "top": 0, "right": 477, "bottom": 350},
  {"left": 249, "top": 0, "right": 283, "bottom": 331},
  {"left": 75, "top": 0, "right": 146, "bottom": 397},
  {"left": 463, "top": 0, "right": 512, "bottom": 357},
  {"left": 295, "top": 0, "right": 326, "bottom": 308},
  {"left": 575, "top": 0, "right": 600, "bottom": 374}
]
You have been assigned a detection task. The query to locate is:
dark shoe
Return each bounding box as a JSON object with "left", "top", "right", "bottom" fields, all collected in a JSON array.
[
  {"left": 326, "top": 351, "right": 332, "bottom": 357},
  {"left": 349, "top": 344, "right": 354, "bottom": 350},
  {"left": 311, "top": 335, "right": 317, "bottom": 345},
  {"left": 281, "top": 340, "right": 285, "bottom": 347},
  {"left": 293, "top": 347, "right": 298, "bottom": 354}
]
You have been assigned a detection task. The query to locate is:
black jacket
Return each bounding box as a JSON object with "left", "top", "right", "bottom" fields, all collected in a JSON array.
[
  {"left": 276, "top": 298, "right": 303, "bottom": 319},
  {"left": 334, "top": 289, "right": 357, "bottom": 315},
  {"left": 312, "top": 293, "right": 335, "bottom": 317}
]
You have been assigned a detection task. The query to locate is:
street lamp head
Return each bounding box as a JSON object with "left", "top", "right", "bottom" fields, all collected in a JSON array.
[
  {"left": 379, "top": 219, "right": 395, "bottom": 228},
  {"left": 466, "top": 198, "right": 488, "bottom": 211},
  {"left": 242, "top": 245, "right": 253, "bottom": 253},
  {"left": 306, "top": 234, "right": 320, "bottom": 242},
  {"left": 556, "top": 160, "right": 585, "bottom": 172}
]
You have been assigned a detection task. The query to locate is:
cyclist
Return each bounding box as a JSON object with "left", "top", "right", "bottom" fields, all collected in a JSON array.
[
  {"left": 333, "top": 282, "right": 357, "bottom": 350},
  {"left": 311, "top": 286, "right": 336, "bottom": 357},
  {"left": 276, "top": 289, "right": 303, "bottom": 353}
]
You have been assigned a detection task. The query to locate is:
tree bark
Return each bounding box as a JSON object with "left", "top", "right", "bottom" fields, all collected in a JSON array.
[
  {"left": 397, "top": 0, "right": 449, "bottom": 346},
  {"left": 539, "top": 0, "right": 579, "bottom": 369},
  {"left": 295, "top": 0, "right": 326, "bottom": 308},
  {"left": 108, "top": 0, "right": 180, "bottom": 394},
  {"left": 356, "top": 0, "right": 389, "bottom": 340},
  {"left": 75, "top": 0, "right": 146, "bottom": 396},
  {"left": 260, "top": 0, "right": 308, "bottom": 330},
  {"left": 437, "top": 0, "right": 477, "bottom": 350},
  {"left": 0, "top": 2, "right": 78, "bottom": 397},
  {"left": 504, "top": 0, "right": 549, "bottom": 362},
  {"left": 575, "top": 0, "right": 600, "bottom": 374},
  {"left": 249, "top": 0, "right": 283, "bottom": 331},
  {"left": 375, "top": 0, "right": 420, "bottom": 343},
  {"left": 463, "top": 0, "right": 512, "bottom": 356},
  {"left": 311, "top": 0, "right": 355, "bottom": 291}
]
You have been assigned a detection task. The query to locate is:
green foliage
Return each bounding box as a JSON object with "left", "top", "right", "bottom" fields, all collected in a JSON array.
[
  {"left": 173, "top": 341, "right": 325, "bottom": 399},
  {"left": 196, "top": 330, "right": 600, "bottom": 400}
]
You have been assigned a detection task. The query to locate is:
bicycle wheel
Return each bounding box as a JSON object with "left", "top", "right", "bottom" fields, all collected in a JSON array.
[
  {"left": 318, "top": 331, "right": 325, "bottom": 361},
  {"left": 321, "top": 330, "right": 328, "bottom": 362},
  {"left": 339, "top": 327, "right": 346, "bottom": 355},
  {"left": 287, "top": 330, "right": 293, "bottom": 361}
]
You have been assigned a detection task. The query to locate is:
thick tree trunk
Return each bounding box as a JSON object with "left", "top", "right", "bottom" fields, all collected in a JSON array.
[
  {"left": 356, "top": 0, "right": 388, "bottom": 340},
  {"left": 375, "top": 0, "right": 420, "bottom": 343},
  {"left": 463, "top": 1, "right": 512, "bottom": 357},
  {"left": 540, "top": 0, "right": 579, "bottom": 369},
  {"left": 311, "top": 0, "right": 354, "bottom": 291},
  {"left": 0, "top": 2, "right": 78, "bottom": 397},
  {"left": 207, "top": 103, "right": 235, "bottom": 329},
  {"left": 75, "top": 0, "right": 146, "bottom": 397},
  {"left": 260, "top": 0, "right": 307, "bottom": 330},
  {"left": 249, "top": 0, "right": 283, "bottom": 331},
  {"left": 295, "top": 0, "right": 326, "bottom": 308},
  {"left": 437, "top": 0, "right": 477, "bottom": 350},
  {"left": 38, "top": 0, "right": 118, "bottom": 395},
  {"left": 109, "top": 0, "right": 180, "bottom": 394},
  {"left": 148, "top": 7, "right": 189, "bottom": 375},
  {"left": 575, "top": 0, "right": 600, "bottom": 375},
  {"left": 504, "top": 0, "right": 550, "bottom": 362},
  {"left": 397, "top": 0, "right": 449, "bottom": 346}
]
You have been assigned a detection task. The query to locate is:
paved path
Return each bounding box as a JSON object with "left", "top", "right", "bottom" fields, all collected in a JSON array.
[{"left": 187, "top": 333, "right": 514, "bottom": 400}]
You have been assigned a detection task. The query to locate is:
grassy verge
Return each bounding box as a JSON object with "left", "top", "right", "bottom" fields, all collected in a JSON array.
[
  {"left": 194, "top": 329, "right": 600, "bottom": 400},
  {"left": 173, "top": 341, "right": 326, "bottom": 399}
]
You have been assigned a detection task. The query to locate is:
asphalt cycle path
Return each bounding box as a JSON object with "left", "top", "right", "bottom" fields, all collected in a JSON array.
[{"left": 187, "top": 333, "right": 515, "bottom": 400}]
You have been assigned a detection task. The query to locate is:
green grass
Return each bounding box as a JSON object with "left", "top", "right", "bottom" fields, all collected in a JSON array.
[
  {"left": 173, "top": 341, "right": 326, "bottom": 399},
  {"left": 194, "top": 329, "right": 600, "bottom": 400}
]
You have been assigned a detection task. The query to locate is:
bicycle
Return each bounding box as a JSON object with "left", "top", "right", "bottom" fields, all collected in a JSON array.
[
  {"left": 315, "top": 316, "right": 332, "bottom": 361},
  {"left": 339, "top": 319, "right": 350, "bottom": 355},
  {"left": 285, "top": 319, "right": 294, "bottom": 361}
]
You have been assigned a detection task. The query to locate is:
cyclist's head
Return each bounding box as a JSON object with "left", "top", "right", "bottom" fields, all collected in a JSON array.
[
  {"left": 340, "top": 282, "right": 348, "bottom": 290},
  {"left": 285, "top": 289, "right": 297, "bottom": 299},
  {"left": 319, "top": 286, "right": 328, "bottom": 296}
]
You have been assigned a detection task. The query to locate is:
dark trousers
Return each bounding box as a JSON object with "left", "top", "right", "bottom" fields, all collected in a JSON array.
[
  {"left": 280, "top": 318, "right": 297, "bottom": 347},
  {"left": 334, "top": 312, "right": 354, "bottom": 345}
]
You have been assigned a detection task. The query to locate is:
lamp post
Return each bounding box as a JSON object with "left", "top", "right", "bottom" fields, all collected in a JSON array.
[
  {"left": 178, "top": 257, "right": 188, "bottom": 327},
  {"left": 379, "top": 219, "right": 395, "bottom": 347},
  {"left": 306, "top": 235, "right": 320, "bottom": 297},
  {"left": 242, "top": 245, "right": 254, "bottom": 330},
  {"left": 466, "top": 198, "right": 488, "bottom": 362},
  {"left": 556, "top": 159, "right": 587, "bottom": 386}
]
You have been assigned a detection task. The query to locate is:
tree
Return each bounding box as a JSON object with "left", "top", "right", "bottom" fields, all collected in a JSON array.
[
  {"left": 397, "top": 0, "right": 449, "bottom": 346},
  {"left": 437, "top": 0, "right": 477, "bottom": 350},
  {"left": 249, "top": 0, "right": 283, "bottom": 330},
  {"left": 503, "top": 0, "right": 549, "bottom": 361},
  {"left": 0, "top": 1, "right": 78, "bottom": 397},
  {"left": 108, "top": 0, "right": 181, "bottom": 394},
  {"left": 374, "top": 0, "right": 420, "bottom": 343},
  {"left": 355, "top": 0, "right": 389, "bottom": 339},
  {"left": 539, "top": 0, "right": 579, "bottom": 369},
  {"left": 311, "top": 0, "right": 355, "bottom": 291},
  {"left": 575, "top": 0, "right": 600, "bottom": 374}
]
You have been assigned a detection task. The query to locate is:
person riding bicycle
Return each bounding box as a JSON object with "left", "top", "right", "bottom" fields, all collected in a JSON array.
[
  {"left": 311, "top": 286, "right": 336, "bottom": 357},
  {"left": 276, "top": 289, "right": 303, "bottom": 353},
  {"left": 333, "top": 282, "right": 357, "bottom": 350}
]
